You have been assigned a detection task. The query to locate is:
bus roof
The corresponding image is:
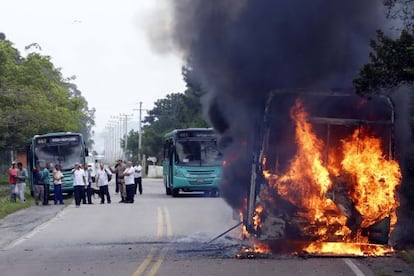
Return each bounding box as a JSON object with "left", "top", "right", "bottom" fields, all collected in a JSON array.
[
  {"left": 33, "top": 132, "right": 82, "bottom": 138},
  {"left": 164, "top": 128, "right": 215, "bottom": 139}
]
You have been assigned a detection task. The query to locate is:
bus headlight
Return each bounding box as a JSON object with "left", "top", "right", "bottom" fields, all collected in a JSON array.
[{"left": 174, "top": 169, "right": 186, "bottom": 177}]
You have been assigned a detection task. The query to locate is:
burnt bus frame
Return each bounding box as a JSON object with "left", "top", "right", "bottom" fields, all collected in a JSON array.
[{"left": 246, "top": 89, "right": 395, "bottom": 240}]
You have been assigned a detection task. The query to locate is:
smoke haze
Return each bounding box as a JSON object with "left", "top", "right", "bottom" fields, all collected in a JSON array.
[{"left": 148, "top": 1, "right": 394, "bottom": 210}]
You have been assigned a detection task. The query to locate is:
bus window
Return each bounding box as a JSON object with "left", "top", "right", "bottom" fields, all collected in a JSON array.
[
  {"left": 176, "top": 140, "right": 222, "bottom": 166},
  {"left": 35, "top": 143, "right": 82, "bottom": 170}
]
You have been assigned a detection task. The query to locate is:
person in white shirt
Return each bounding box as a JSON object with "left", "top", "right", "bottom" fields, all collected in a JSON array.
[
  {"left": 72, "top": 162, "right": 86, "bottom": 207},
  {"left": 95, "top": 163, "right": 112, "bottom": 204},
  {"left": 123, "top": 161, "right": 135, "bottom": 203},
  {"left": 133, "top": 161, "right": 143, "bottom": 195}
]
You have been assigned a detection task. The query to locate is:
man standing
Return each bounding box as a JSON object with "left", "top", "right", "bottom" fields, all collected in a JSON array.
[
  {"left": 96, "top": 163, "right": 111, "bottom": 204},
  {"left": 41, "top": 163, "right": 52, "bottom": 205},
  {"left": 123, "top": 161, "right": 135, "bottom": 203},
  {"left": 33, "top": 165, "right": 44, "bottom": 206},
  {"left": 52, "top": 164, "right": 64, "bottom": 205},
  {"left": 72, "top": 162, "right": 86, "bottom": 207},
  {"left": 83, "top": 163, "right": 93, "bottom": 204},
  {"left": 112, "top": 160, "right": 126, "bottom": 203},
  {"left": 133, "top": 161, "right": 143, "bottom": 195},
  {"left": 8, "top": 161, "right": 17, "bottom": 202},
  {"left": 114, "top": 159, "right": 121, "bottom": 194},
  {"left": 16, "top": 162, "right": 28, "bottom": 202}
]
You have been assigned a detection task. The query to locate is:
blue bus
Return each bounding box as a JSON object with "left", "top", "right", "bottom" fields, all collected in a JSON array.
[
  {"left": 26, "top": 132, "right": 88, "bottom": 198},
  {"left": 163, "top": 128, "right": 222, "bottom": 197}
]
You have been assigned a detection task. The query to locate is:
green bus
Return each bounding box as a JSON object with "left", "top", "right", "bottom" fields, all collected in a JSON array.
[
  {"left": 26, "top": 132, "right": 89, "bottom": 198},
  {"left": 163, "top": 128, "right": 222, "bottom": 197}
]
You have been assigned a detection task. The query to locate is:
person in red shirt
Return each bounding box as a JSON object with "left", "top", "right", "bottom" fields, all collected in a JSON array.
[{"left": 8, "top": 161, "right": 18, "bottom": 202}]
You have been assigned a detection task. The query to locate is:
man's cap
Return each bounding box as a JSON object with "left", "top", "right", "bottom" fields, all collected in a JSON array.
[{"left": 11, "top": 161, "right": 16, "bottom": 165}]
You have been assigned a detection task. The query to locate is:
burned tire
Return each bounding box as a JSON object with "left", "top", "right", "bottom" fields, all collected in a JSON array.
[
  {"left": 172, "top": 188, "right": 179, "bottom": 197},
  {"left": 368, "top": 217, "right": 390, "bottom": 245}
]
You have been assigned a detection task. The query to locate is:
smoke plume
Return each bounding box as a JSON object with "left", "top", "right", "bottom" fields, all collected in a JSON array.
[{"left": 157, "top": 1, "right": 389, "bottom": 209}]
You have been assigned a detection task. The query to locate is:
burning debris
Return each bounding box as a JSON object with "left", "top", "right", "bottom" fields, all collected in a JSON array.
[{"left": 240, "top": 90, "right": 401, "bottom": 257}]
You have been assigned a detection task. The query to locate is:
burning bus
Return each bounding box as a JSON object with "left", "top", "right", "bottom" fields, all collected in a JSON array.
[{"left": 242, "top": 89, "right": 401, "bottom": 256}]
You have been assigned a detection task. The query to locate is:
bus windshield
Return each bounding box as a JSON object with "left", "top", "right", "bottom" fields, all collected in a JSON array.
[
  {"left": 175, "top": 140, "right": 222, "bottom": 166},
  {"left": 34, "top": 138, "right": 82, "bottom": 170}
]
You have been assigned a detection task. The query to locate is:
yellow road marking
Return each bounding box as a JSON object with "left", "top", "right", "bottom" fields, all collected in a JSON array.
[
  {"left": 132, "top": 247, "right": 156, "bottom": 276},
  {"left": 157, "top": 207, "right": 163, "bottom": 239},
  {"left": 146, "top": 248, "right": 168, "bottom": 276},
  {"left": 133, "top": 207, "right": 172, "bottom": 276},
  {"left": 163, "top": 207, "right": 173, "bottom": 238}
]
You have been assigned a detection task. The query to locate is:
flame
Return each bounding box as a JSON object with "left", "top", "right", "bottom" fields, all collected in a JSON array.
[
  {"left": 341, "top": 128, "right": 401, "bottom": 229},
  {"left": 253, "top": 99, "right": 402, "bottom": 256},
  {"left": 304, "top": 242, "right": 394, "bottom": 257},
  {"left": 270, "top": 100, "right": 348, "bottom": 238}
]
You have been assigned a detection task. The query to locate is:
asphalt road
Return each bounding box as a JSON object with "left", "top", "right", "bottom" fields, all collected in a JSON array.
[{"left": 0, "top": 178, "right": 413, "bottom": 276}]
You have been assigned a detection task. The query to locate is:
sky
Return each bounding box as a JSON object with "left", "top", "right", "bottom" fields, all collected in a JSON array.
[{"left": 0, "top": 0, "right": 185, "bottom": 152}]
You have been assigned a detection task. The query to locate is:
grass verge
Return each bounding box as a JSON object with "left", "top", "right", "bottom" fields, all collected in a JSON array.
[
  {"left": 397, "top": 250, "right": 414, "bottom": 266},
  {"left": 0, "top": 188, "right": 34, "bottom": 220}
]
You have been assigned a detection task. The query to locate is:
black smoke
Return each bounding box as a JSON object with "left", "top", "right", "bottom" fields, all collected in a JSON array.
[{"left": 162, "top": 1, "right": 389, "bottom": 209}]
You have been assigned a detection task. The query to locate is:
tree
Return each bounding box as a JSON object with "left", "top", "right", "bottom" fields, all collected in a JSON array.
[
  {"left": 0, "top": 33, "right": 94, "bottom": 154},
  {"left": 384, "top": 0, "right": 414, "bottom": 30},
  {"left": 353, "top": 29, "right": 414, "bottom": 94}
]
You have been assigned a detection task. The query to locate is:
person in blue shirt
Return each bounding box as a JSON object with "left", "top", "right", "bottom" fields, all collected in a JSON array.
[{"left": 41, "top": 163, "right": 52, "bottom": 205}]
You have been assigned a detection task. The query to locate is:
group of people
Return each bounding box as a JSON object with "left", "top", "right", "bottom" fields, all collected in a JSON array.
[
  {"left": 32, "top": 162, "right": 65, "bottom": 206},
  {"left": 72, "top": 160, "right": 143, "bottom": 207},
  {"left": 8, "top": 159, "right": 143, "bottom": 207},
  {"left": 8, "top": 161, "right": 28, "bottom": 202},
  {"left": 111, "top": 159, "right": 143, "bottom": 204}
]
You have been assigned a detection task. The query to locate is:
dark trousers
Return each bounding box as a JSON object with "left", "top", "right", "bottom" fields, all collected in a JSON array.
[
  {"left": 85, "top": 183, "right": 92, "bottom": 204},
  {"left": 43, "top": 184, "right": 50, "bottom": 205},
  {"left": 115, "top": 175, "right": 119, "bottom": 193},
  {"left": 74, "top": 186, "right": 84, "bottom": 206},
  {"left": 125, "top": 184, "right": 135, "bottom": 203},
  {"left": 54, "top": 185, "right": 63, "bottom": 204},
  {"left": 134, "top": 177, "right": 142, "bottom": 195},
  {"left": 99, "top": 185, "right": 111, "bottom": 203}
]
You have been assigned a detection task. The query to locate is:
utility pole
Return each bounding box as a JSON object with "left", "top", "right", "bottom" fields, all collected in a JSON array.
[
  {"left": 133, "top": 101, "right": 148, "bottom": 161},
  {"left": 120, "top": 113, "right": 133, "bottom": 161}
]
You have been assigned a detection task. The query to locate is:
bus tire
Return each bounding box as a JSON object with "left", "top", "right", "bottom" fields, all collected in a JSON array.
[
  {"left": 166, "top": 186, "right": 171, "bottom": 195},
  {"left": 172, "top": 188, "right": 179, "bottom": 197},
  {"left": 212, "top": 189, "right": 219, "bottom": 197}
]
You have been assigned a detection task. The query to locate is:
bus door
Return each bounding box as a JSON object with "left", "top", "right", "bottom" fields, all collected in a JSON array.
[{"left": 163, "top": 139, "right": 174, "bottom": 195}]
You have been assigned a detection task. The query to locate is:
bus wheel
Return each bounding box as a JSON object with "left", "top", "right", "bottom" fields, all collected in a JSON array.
[
  {"left": 209, "top": 189, "right": 219, "bottom": 197},
  {"left": 166, "top": 186, "right": 172, "bottom": 196},
  {"left": 172, "top": 188, "right": 179, "bottom": 197}
]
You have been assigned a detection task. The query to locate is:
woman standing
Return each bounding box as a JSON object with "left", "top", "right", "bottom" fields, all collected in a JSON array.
[{"left": 53, "top": 164, "right": 64, "bottom": 205}]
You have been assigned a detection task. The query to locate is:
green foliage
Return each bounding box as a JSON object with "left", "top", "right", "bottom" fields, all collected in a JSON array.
[
  {"left": 0, "top": 34, "right": 94, "bottom": 152},
  {"left": 0, "top": 188, "right": 34, "bottom": 220},
  {"left": 126, "top": 66, "right": 209, "bottom": 162},
  {"left": 353, "top": 29, "right": 414, "bottom": 94}
]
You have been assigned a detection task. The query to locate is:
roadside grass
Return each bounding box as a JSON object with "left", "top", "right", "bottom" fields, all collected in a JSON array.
[
  {"left": 0, "top": 187, "right": 34, "bottom": 220},
  {"left": 398, "top": 250, "right": 414, "bottom": 266}
]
